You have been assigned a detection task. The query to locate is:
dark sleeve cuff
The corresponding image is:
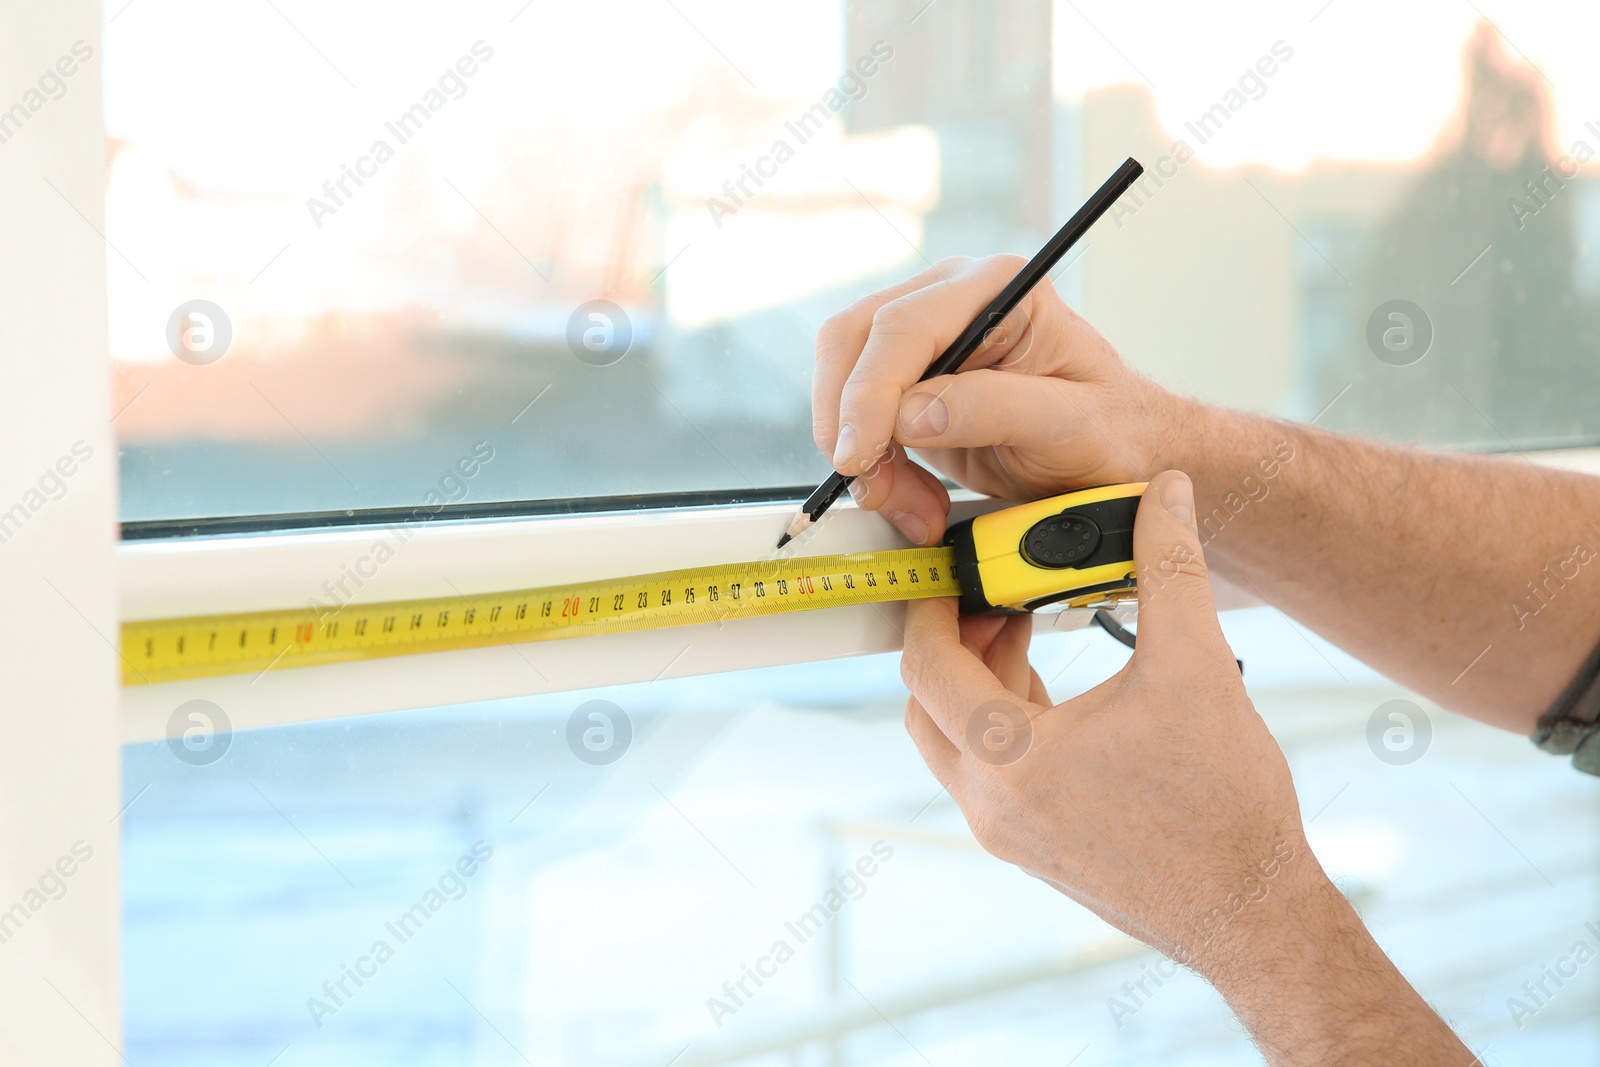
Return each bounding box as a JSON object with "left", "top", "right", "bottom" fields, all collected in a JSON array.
[{"left": 1532, "top": 634, "right": 1600, "bottom": 775}]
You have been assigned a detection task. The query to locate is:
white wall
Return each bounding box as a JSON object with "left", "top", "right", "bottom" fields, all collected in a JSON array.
[{"left": 0, "top": 3, "right": 121, "bottom": 1063}]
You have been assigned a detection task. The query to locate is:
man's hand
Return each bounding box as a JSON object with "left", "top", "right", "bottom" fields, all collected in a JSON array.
[
  {"left": 899, "top": 471, "right": 1477, "bottom": 1066},
  {"left": 900, "top": 471, "right": 1304, "bottom": 962},
  {"left": 815, "top": 255, "right": 1600, "bottom": 732},
  {"left": 811, "top": 255, "right": 1173, "bottom": 546}
]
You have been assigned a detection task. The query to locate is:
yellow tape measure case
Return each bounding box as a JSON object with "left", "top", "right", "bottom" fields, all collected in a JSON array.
[{"left": 943, "top": 483, "right": 1146, "bottom": 615}]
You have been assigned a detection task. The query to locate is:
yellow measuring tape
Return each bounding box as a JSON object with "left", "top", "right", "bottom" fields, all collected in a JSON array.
[
  {"left": 121, "top": 484, "right": 1147, "bottom": 687},
  {"left": 121, "top": 546, "right": 961, "bottom": 687}
]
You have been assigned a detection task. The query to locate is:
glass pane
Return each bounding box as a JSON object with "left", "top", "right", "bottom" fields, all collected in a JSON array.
[
  {"left": 122, "top": 611, "right": 1599, "bottom": 1064},
  {"left": 106, "top": 2, "right": 1600, "bottom": 522}
]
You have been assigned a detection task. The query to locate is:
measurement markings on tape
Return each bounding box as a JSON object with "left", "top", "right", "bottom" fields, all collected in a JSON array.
[{"left": 121, "top": 547, "right": 961, "bottom": 687}]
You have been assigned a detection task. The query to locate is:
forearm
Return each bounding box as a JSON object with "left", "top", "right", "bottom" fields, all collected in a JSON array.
[
  {"left": 1202, "top": 869, "right": 1477, "bottom": 1067},
  {"left": 1153, "top": 393, "right": 1600, "bottom": 732}
]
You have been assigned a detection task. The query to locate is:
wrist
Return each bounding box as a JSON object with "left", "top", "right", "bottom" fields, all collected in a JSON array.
[
  {"left": 1192, "top": 857, "right": 1474, "bottom": 1066},
  {"left": 1128, "top": 374, "right": 1207, "bottom": 478},
  {"left": 1191, "top": 852, "right": 1353, "bottom": 991},
  {"left": 1131, "top": 386, "right": 1307, "bottom": 571}
]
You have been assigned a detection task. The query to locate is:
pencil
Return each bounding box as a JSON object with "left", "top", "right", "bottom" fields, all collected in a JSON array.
[{"left": 776, "top": 156, "right": 1146, "bottom": 549}]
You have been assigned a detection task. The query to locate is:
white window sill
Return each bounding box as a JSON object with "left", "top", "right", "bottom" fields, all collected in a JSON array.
[{"left": 118, "top": 495, "right": 1105, "bottom": 742}]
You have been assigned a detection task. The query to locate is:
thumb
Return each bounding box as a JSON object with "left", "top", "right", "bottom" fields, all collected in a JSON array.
[
  {"left": 1130, "top": 471, "right": 1226, "bottom": 660},
  {"left": 896, "top": 369, "right": 1075, "bottom": 453}
]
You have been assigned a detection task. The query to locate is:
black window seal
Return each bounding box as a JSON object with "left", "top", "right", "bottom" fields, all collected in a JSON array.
[{"left": 119, "top": 486, "right": 816, "bottom": 543}]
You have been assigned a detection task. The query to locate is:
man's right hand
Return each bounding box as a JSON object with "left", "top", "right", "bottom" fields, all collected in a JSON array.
[
  {"left": 814, "top": 250, "right": 1600, "bottom": 734},
  {"left": 811, "top": 254, "right": 1180, "bottom": 546}
]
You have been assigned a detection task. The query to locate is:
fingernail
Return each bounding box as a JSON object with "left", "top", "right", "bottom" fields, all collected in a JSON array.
[
  {"left": 832, "top": 424, "right": 859, "bottom": 473},
  {"left": 848, "top": 478, "right": 870, "bottom": 504},
  {"left": 1160, "top": 474, "right": 1195, "bottom": 526},
  {"left": 891, "top": 511, "right": 930, "bottom": 545},
  {"left": 900, "top": 392, "right": 949, "bottom": 438}
]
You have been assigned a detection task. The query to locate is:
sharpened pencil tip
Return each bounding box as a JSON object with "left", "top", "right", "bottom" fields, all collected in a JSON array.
[{"left": 778, "top": 509, "right": 812, "bottom": 548}]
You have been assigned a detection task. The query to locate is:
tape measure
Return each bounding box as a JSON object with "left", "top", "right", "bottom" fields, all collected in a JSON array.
[
  {"left": 121, "top": 484, "right": 1145, "bottom": 687},
  {"left": 946, "top": 482, "right": 1144, "bottom": 614}
]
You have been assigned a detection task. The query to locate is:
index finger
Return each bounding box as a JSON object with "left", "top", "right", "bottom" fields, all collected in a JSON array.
[
  {"left": 900, "top": 597, "right": 1039, "bottom": 753},
  {"left": 812, "top": 261, "right": 958, "bottom": 461},
  {"left": 834, "top": 254, "right": 1036, "bottom": 474}
]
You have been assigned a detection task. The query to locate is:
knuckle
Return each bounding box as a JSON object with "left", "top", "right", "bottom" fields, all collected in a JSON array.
[
  {"left": 1143, "top": 541, "right": 1210, "bottom": 585},
  {"left": 902, "top": 700, "right": 929, "bottom": 739},
  {"left": 860, "top": 281, "right": 909, "bottom": 307},
  {"left": 899, "top": 642, "right": 934, "bottom": 690},
  {"left": 869, "top": 297, "right": 917, "bottom": 336},
  {"left": 838, "top": 376, "right": 894, "bottom": 420},
  {"left": 814, "top": 310, "right": 854, "bottom": 357}
]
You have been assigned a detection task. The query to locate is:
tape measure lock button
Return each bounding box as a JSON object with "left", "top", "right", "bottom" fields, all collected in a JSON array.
[{"left": 1021, "top": 513, "right": 1101, "bottom": 569}]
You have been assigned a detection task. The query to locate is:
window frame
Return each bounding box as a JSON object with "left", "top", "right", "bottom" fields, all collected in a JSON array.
[
  {"left": 120, "top": 445, "right": 1600, "bottom": 741},
  {"left": 2, "top": 2, "right": 121, "bottom": 1058}
]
